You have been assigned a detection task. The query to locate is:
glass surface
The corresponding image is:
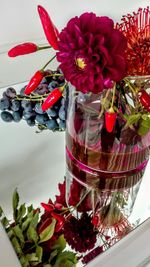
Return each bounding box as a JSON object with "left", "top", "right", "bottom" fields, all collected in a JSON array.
[{"left": 0, "top": 83, "right": 150, "bottom": 266}]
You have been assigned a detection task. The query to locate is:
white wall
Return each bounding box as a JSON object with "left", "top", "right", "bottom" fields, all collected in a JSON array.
[{"left": 0, "top": 0, "right": 149, "bottom": 88}]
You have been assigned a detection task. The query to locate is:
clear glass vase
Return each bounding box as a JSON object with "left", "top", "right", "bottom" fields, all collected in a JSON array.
[{"left": 65, "top": 77, "right": 150, "bottom": 237}]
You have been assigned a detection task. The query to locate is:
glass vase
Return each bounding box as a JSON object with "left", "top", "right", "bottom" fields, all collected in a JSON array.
[{"left": 65, "top": 77, "right": 150, "bottom": 237}]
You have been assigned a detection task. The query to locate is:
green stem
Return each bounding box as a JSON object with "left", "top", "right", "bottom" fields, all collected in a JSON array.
[
  {"left": 38, "top": 45, "right": 52, "bottom": 51},
  {"left": 98, "top": 89, "right": 111, "bottom": 118},
  {"left": 110, "top": 83, "right": 116, "bottom": 110},
  {"left": 41, "top": 55, "right": 56, "bottom": 71}
]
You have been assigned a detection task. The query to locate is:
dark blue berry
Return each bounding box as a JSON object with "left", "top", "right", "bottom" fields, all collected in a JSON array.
[
  {"left": 34, "top": 103, "right": 45, "bottom": 114},
  {"left": 48, "top": 81, "right": 59, "bottom": 91},
  {"left": 11, "top": 100, "right": 20, "bottom": 111},
  {"left": 5, "top": 87, "right": 16, "bottom": 98},
  {"left": 1, "top": 111, "right": 13, "bottom": 122},
  {"left": 59, "top": 120, "right": 66, "bottom": 130},
  {"left": 23, "top": 110, "right": 36, "bottom": 120},
  {"left": 13, "top": 111, "right": 22, "bottom": 122},
  {"left": 46, "top": 119, "right": 58, "bottom": 130},
  {"left": 21, "top": 100, "right": 33, "bottom": 111},
  {"left": 46, "top": 108, "right": 57, "bottom": 117},
  {"left": 59, "top": 106, "right": 65, "bottom": 120},
  {"left": 26, "top": 118, "right": 35, "bottom": 126},
  {"left": 0, "top": 98, "right": 10, "bottom": 110},
  {"left": 34, "top": 84, "right": 48, "bottom": 95},
  {"left": 35, "top": 114, "right": 49, "bottom": 124}
]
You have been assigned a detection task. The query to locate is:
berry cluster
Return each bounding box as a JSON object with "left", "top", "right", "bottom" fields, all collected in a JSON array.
[{"left": 0, "top": 69, "right": 67, "bottom": 132}]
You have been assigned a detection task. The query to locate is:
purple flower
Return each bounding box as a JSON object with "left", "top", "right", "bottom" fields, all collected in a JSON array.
[{"left": 57, "top": 13, "right": 127, "bottom": 94}]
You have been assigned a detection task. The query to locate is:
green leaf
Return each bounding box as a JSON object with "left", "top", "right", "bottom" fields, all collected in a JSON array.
[
  {"left": 51, "top": 235, "right": 66, "bottom": 252},
  {"left": 27, "top": 205, "right": 34, "bottom": 213},
  {"left": 17, "top": 204, "right": 26, "bottom": 222},
  {"left": 142, "top": 114, "right": 150, "bottom": 120},
  {"left": 11, "top": 237, "right": 22, "bottom": 254},
  {"left": 13, "top": 189, "right": 19, "bottom": 220},
  {"left": 0, "top": 206, "right": 3, "bottom": 217},
  {"left": 1, "top": 216, "right": 9, "bottom": 227},
  {"left": 7, "top": 229, "right": 14, "bottom": 239},
  {"left": 49, "top": 249, "right": 58, "bottom": 263},
  {"left": 138, "top": 116, "right": 150, "bottom": 136},
  {"left": 13, "top": 225, "right": 25, "bottom": 244},
  {"left": 39, "top": 218, "right": 56, "bottom": 243},
  {"left": 53, "top": 251, "right": 77, "bottom": 267},
  {"left": 26, "top": 253, "right": 38, "bottom": 262},
  {"left": 43, "top": 265, "right": 52, "bottom": 267},
  {"left": 20, "top": 255, "right": 29, "bottom": 267},
  {"left": 27, "top": 226, "right": 39, "bottom": 243},
  {"left": 36, "top": 245, "right": 43, "bottom": 262},
  {"left": 27, "top": 210, "right": 34, "bottom": 219},
  {"left": 30, "top": 211, "right": 39, "bottom": 229},
  {"left": 125, "top": 114, "right": 141, "bottom": 127},
  {"left": 22, "top": 218, "right": 32, "bottom": 232}
]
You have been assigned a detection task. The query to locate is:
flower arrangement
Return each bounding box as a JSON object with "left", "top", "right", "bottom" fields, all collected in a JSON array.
[
  {"left": 0, "top": 184, "right": 123, "bottom": 266},
  {"left": 0, "top": 4, "right": 150, "bottom": 267}
]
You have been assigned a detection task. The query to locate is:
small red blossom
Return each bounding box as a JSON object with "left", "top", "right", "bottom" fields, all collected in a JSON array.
[{"left": 57, "top": 13, "right": 127, "bottom": 94}]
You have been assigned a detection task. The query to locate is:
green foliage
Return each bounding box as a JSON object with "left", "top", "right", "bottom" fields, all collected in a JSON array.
[
  {"left": 13, "top": 188, "right": 19, "bottom": 220},
  {"left": 53, "top": 251, "right": 77, "bottom": 267},
  {"left": 0, "top": 190, "right": 77, "bottom": 267},
  {"left": 124, "top": 113, "right": 141, "bottom": 128},
  {"left": 138, "top": 115, "right": 150, "bottom": 136},
  {"left": 39, "top": 218, "right": 56, "bottom": 243},
  {"left": 0, "top": 206, "right": 3, "bottom": 217}
]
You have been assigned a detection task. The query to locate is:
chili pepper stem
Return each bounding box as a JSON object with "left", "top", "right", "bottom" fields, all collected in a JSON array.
[
  {"left": 37, "top": 45, "right": 52, "bottom": 51},
  {"left": 110, "top": 82, "right": 116, "bottom": 111},
  {"left": 41, "top": 55, "right": 56, "bottom": 71}
]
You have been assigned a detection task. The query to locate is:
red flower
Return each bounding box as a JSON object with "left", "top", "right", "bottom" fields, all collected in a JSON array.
[
  {"left": 57, "top": 13, "right": 127, "bottom": 94},
  {"left": 116, "top": 7, "right": 150, "bottom": 76}
]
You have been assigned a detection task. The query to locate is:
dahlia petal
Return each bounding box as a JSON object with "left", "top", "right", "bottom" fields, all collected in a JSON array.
[
  {"left": 80, "top": 13, "right": 97, "bottom": 32},
  {"left": 96, "top": 16, "right": 114, "bottom": 34},
  {"left": 109, "top": 29, "right": 127, "bottom": 53},
  {"left": 107, "top": 55, "right": 126, "bottom": 81}
]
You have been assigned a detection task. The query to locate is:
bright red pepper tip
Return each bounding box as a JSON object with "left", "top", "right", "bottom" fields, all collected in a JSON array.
[
  {"left": 24, "top": 70, "right": 44, "bottom": 95},
  {"left": 42, "top": 88, "right": 62, "bottom": 111},
  {"left": 41, "top": 202, "right": 54, "bottom": 212},
  {"left": 91, "top": 215, "right": 99, "bottom": 227},
  {"left": 37, "top": 5, "right": 59, "bottom": 50},
  {"left": 139, "top": 90, "right": 150, "bottom": 112},
  {"left": 8, "top": 43, "right": 38, "bottom": 57},
  {"left": 105, "top": 111, "right": 117, "bottom": 133}
]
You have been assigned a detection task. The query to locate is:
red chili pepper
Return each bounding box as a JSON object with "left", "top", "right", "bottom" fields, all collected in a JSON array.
[
  {"left": 24, "top": 70, "right": 44, "bottom": 95},
  {"left": 91, "top": 215, "right": 99, "bottom": 227},
  {"left": 38, "top": 5, "right": 59, "bottom": 50},
  {"left": 38, "top": 218, "right": 52, "bottom": 234},
  {"left": 42, "top": 88, "right": 63, "bottom": 111},
  {"left": 139, "top": 90, "right": 150, "bottom": 112},
  {"left": 41, "top": 202, "right": 54, "bottom": 212},
  {"left": 55, "top": 220, "right": 64, "bottom": 232},
  {"left": 105, "top": 110, "right": 117, "bottom": 133},
  {"left": 51, "top": 212, "right": 64, "bottom": 232},
  {"left": 54, "top": 203, "right": 63, "bottom": 210},
  {"left": 8, "top": 43, "right": 38, "bottom": 57}
]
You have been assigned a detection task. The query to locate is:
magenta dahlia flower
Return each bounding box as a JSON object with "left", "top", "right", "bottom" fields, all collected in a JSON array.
[{"left": 57, "top": 13, "right": 127, "bottom": 94}]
